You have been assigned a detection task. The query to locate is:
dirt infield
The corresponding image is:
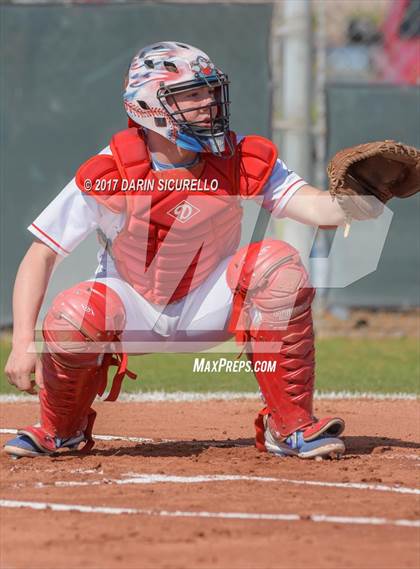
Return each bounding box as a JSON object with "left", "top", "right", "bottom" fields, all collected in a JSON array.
[{"left": 1, "top": 398, "right": 419, "bottom": 569}]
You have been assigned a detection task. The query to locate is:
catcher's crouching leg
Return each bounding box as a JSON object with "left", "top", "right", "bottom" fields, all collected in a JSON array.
[
  {"left": 227, "top": 240, "right": 345, "bottom": 459},
  {"left": 4, "top": 282, "right": 136, "bottom": 458}
]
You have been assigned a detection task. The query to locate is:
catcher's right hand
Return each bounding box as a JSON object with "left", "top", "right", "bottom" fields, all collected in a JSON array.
[{"left": 4, "top": 345, "right": 43, "bottom": 394}]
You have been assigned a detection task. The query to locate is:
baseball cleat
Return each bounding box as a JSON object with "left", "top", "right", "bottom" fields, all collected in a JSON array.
[
  {"left": 4, "top": 427, "right": 86, "bottom": 459},
  {"left": 263, "top": 421, "right": 345, "bottom": 460}
]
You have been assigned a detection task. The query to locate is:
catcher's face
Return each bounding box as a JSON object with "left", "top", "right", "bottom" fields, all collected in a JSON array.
[{"left": 167, "top": 86, "right": 218, "bottom": 127}]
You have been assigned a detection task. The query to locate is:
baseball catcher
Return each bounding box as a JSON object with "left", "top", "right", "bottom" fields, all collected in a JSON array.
[{"left": 4, "top": 42, "right": 419, "bottom": 460}]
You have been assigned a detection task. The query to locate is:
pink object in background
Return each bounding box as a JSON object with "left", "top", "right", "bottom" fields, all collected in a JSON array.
[{"left": 380, "top": 0, "right": 420, "bottom": 85}]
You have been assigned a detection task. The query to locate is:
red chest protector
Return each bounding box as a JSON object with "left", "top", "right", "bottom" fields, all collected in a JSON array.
[{"left": 76, "top": 128, "right": 277, "bottom": 305}]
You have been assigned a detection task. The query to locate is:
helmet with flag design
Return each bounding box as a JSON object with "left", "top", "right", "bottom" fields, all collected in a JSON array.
[{"left": 123, "top": 41, "right": 232, "bottom": 156}]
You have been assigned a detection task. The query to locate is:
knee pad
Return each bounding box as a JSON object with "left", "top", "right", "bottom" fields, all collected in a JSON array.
[
  {"left": 227, "top": 239, "right": 314, "bottom": 337},
  {"left": 43, "top": 281, "right": 126, "bottom": 366}
]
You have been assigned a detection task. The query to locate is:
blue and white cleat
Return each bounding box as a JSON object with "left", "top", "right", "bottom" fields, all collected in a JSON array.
[
  {"left": 4, "top": 427, "right": 86, "bottom": 459},
  {"left": 257, "top": 412, "right": 345, "bottom": 460},
  {"left": 264, "top": 426, "right": 345, "bottom": 459}
]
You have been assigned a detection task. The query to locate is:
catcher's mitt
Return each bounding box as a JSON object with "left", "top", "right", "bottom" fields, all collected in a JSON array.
[{"left": 327, "top": 140, "right": 420, "bottom": 223}]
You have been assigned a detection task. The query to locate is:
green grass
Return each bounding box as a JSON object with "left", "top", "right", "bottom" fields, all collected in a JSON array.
[{"left": 1, "top": 337, "right": 418, "bottom": 395}]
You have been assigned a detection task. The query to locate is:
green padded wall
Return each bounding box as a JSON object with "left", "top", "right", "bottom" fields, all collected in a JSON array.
[{"left": 325, "top": 84, "right": 420, "bottom": 307}]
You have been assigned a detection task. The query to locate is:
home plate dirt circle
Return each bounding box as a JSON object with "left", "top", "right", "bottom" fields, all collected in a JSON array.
[{"left": 1, "top": 397, "right": 419, "bottom": 569}]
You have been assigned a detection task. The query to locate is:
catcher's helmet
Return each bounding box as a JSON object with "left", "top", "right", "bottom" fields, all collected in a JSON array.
[{"left": 123, "top": 41, "right": 232, "bottom": 156}]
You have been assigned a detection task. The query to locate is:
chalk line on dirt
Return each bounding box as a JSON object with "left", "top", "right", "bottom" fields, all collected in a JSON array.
[
  {"left": 17, "top": 473, "right": 420, "bottom": 496},
  {"left": 0, "top": 428, "right": 246, "bottom": 447},
  {"left": 1, "top": 499, "right": 418, "bottom": 528},
  {"left": 0, "top": 390, "right": 418, "bottom": 403},
  {"left": 1, "top": 428, "right": 419, "bottom": 460}
]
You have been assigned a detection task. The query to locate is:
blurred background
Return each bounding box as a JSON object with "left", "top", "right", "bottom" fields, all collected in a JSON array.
[{"left": 1, "top": 0, "right": 419, "bottom": 331}]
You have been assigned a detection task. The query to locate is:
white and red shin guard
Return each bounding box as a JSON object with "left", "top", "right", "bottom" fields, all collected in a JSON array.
[
  {"left": 227, "top": 240, "right": 344, "bottom": 451},
  {"left": 19, "top": 281, "right": 136, "bottom": 453}
]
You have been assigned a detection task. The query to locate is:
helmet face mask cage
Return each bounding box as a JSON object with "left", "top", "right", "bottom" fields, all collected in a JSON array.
[
  {"left": 157, "top": 74, "right": 233, "bottom": 157},
  {"left": 124, "top": 41, "right": 234, "bottom": 157}
]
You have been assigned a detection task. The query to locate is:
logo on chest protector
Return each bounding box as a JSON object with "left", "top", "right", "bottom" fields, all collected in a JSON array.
[{"left": 167, "top": 200, "right": 200, "bottom": 223}]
